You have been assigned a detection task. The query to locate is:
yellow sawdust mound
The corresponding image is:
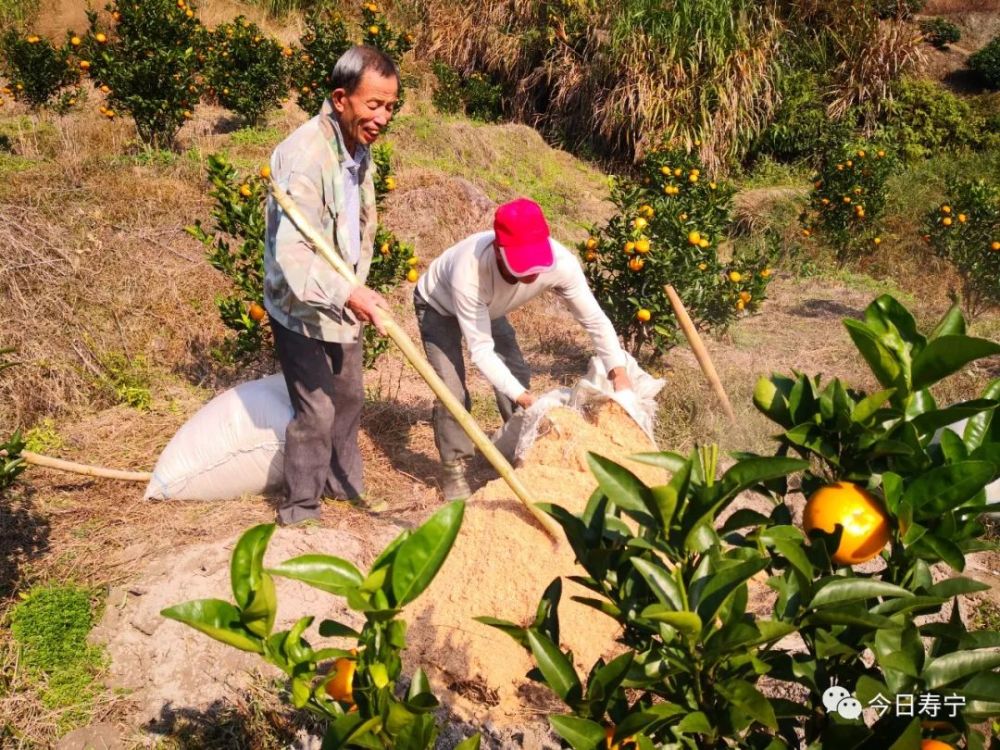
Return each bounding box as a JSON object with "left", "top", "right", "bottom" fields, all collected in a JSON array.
[{"left": 407, "top": 401, "right": 664, "bottom": 721}]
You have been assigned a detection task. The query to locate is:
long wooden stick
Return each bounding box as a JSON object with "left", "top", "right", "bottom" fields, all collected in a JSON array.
[
  {"left": 664, "top": 284, "right": 737, "bottom": 425},
  {"left": 0, "top": 449, "right": 152, "bottom": 482},
  {"left": 269, "top": 180, "right": 559, "bottom": 540}
]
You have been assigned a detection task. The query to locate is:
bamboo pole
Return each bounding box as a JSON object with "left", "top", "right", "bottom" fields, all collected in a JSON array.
[
  {"left": 0, "top": 449, "right": 152, "bottom": 482},
  {"left": 664, "top": 284, "right": 737, "bottom": 425},
  {"left": 269, "top": 180, "right": 559, "bottom": 540}
]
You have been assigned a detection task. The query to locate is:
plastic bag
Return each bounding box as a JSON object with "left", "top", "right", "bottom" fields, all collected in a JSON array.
[
  {"left": 144, "top": 375, "right": 292, "bottom": 501},
  {"left": 493, "top": 354, "right": 665, "bottom": 464}
]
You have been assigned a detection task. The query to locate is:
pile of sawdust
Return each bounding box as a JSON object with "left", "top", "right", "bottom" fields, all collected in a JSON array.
[{"left": 407, "top": 401, "right": 664, "bottom": 723}]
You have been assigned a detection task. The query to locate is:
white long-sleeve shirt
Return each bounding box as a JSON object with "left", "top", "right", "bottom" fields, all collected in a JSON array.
[{"left": 417, "top": 231, "right": 628, "bottom": 401}]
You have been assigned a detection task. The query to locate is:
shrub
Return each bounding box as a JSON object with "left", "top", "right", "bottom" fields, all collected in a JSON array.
[
  {"left": 78, "top": 0, "right": 205, "bottom": 147},
  {"left": 969, "top": 35, "right": 1000, "bottom": 90},
  {"left": 920, "top": 17, "right": 961, "bottom": 50},
  {"left": 1, "top": 429, "right": 26, "bottom": 497},
  {"left": 924, "top": 178, "right": 1000, "bottom": 317},
  {"left": 430, "top": 60, "right": 462, "bottom": 115},
  {"left": 204, "top": 17, "right": 289, "bottom": 127},
  {"left": 582, "top": 145, "right": 774, "bottom": 359},
  {"left": 431, "top": 62, "right": 503, "bottom": 122},
  {"left": 801, "top": 140, "right": 896, "bottom": 260},
  {"left": 878, "top": 78, "right": 984, "bottom": 160},
  {"left": 754, "top": 70, "right": 831, "bottom": 163},
  {"left": 0, "top": 30, "right": 80, "bottom": 108},
  {"left": 490, "top": 295, "right": 1000, "bottom": 749},
  {"left": 163, "top": 506, "right": 480, "bottom": 748},
  {"left": 189, "top": 152, "right": 414, "bottom": 367}
]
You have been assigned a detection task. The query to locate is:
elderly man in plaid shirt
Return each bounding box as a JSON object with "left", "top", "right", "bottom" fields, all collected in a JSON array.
[{"left": 264, "top": 46, "right": 398, "bottom": 525}]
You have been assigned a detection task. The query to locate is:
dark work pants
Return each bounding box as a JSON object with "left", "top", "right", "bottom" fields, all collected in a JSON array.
[
  {"left": 413, "top": 291, "right": 530, "bottom": 464},
  {"left": 272, "top": 319, "right": 364, "bottom": 524}
]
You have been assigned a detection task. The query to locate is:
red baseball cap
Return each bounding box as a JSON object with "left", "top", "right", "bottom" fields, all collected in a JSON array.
[{"left": 494, "top": 198, "right": 555, "bottom": 277}]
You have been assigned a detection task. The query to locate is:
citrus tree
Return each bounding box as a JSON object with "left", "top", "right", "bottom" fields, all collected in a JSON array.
[
  {"left": 204, "top": 16, "right": 289, "bottom": 127},
  {"left": 801, "top": 141, "right": 896, "bottom": 261},
  {"left": 77, "top": 0, "right": 205, "bottom": 147},
  {"left": 582, "top": 145, "right": 774, "bottom": 359},
  {"left": 162, "top": 503, "right": 481, "bottom": 749},
  {"left": 0, "top": 31, "right": 80, "bottom": 109},
  {"left": 488, "top": 295, "right": 1000, "bottom": 748},
  {"left": 289, "top": 4, "right": 412, "bottom": 118},
  {"left": 188, "top": 152, "right": 415, "bottom": 367},
  {"left": 923, "top": 178, "right": 1000, "bottom": 318}
]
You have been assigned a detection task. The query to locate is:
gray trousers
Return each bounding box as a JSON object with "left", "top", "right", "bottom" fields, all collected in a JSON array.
[
  {"left": 414, "top": 290, "right": 530, "bottom": 464},
  {"left": 272, "top": 319, "right": 364, "bottom": 524}
]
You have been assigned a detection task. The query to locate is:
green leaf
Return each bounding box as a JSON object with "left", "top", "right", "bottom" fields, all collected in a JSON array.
[
  {"left": 844, "top": 319, "right": 903, "bottom": 389},
  {"left": 585, "top": 651, "right": 633, "bottom": 709},
  {"left": 161, "top": 599, "right": 264, "bottom": 653},
  {"left": 631, "top": 557, "right": 684, "bottom": 610},
  {"left": 370, "top": 528, "right": 409, "bottom": 572},
  {"left": 547, "top": 716, "right": 606, "bottom": 750},
  {"left": 929, "top": 302, "right": 966, "bottom": 340},
  {"left": 851, "top": 388, "right": 896, "bottom": 424},
  {"left": 241, "top": 571, "right": 276, "bottom": 638},
  {"left": 754, "top": 376, "right": 791, "bottom": 426},
  {"left": 474, "top": 616, "right": 529, "bottom": 648},
  {"left": 809, "top": 607, "right": 898, "bottom": 629},
  {"left": 912, "top": 534, "right": 966, "bottom": 571},
  {"left": 267, "top": 554, "right": 363, "bottom": 596},
  {"left": 586, "top": 453, "right": 654, "bottom": 515},
  {"left": 964, "top": 378, "right": 1000, "bottom": 450},
  {"left": 865, "top": 295, "right": 924, "bottom": 349},
  {"left": 923, "top": 648, "right": 1000, "bottom": 689},
  {"left": 717, "top": 679, "right": 777, "bottom": 730},
  {"left": 391, "top": 501, "right": 464, "bottom": 606},
  {"left": 318, "top": 619, "right": 361, "bottom": 638},
  {"left": 453, "top": 735, "right": 481, "bottom": 750},
  {"left": 231, "top": 523, "right": 275, "bottom": 610},
  {"left": 720, "top": 457, "right": 809, "bottom": 501},
  {"left": 640, "top": 605, "right": 702, "bottom": 636},
  {"left": 911, "top": 401, "right": 997, "bottom": 436},
  {"left": 902, "top": 461, "right": 995, "bottom": 515},
  {"left": 629, "top": 451, "right": 687, "bottom": 473},
  {"left": 811, "top": 578, "right": 912, "bottom": 607},
  {"left": 692, "top": 558, "right": 768, "bottom": 624},
  {"left": 926, "top": 577, "right": 990, "bottom": 598},
  {"left": 911, "top": 336, "right": 1000, "bottom": 390},
  {"left": 526, "top": 629, "right": 581, "bottom": 704}
]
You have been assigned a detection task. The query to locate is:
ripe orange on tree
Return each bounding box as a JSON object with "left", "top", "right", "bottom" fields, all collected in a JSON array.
[
  {"left": 921, "top": 742, "right": 954, "bottom": 750},
  {"left": 248, "top": 302, "right": 266, "bottom": 322},
  {"left": 802, "top": 481, "right": 890, "bottom": 565},
  {"left": 636, "top": 308, "right": 651, "bottom": 322},
  {"left": 324, "top": 657, "right": 356, "bottom": 703}
]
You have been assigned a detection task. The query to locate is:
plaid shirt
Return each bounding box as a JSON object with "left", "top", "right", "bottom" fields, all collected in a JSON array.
[{"left": 264, "top": 99, "right": 378, "bottom": 342}]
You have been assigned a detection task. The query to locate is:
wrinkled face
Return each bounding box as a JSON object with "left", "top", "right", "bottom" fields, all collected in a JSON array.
[{"left": 331, "top": 70, "right": 399, "bottom": 154}]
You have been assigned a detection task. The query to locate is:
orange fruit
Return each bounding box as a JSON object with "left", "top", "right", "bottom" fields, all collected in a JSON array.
[
  {"left": 639, "top": 204, "right": 654, "bottom": 219},
  {"left": 698, "top": 262, "right": 707, "bottom": 271},
  {"left": 369, "top": 25, "right": 380, "bottom": 35},
  {"left": 239, "top": 184, "right": 252, "bottom": 198},
  {"left": 632, "top": 217, "right": 647, "bottom": 231},
  {"left": 709, "top": 181, "right": 717, "bottom": 190},
  {"left": 942, "top": 217, "right": 952, "bottom": 227},
  {"left": 761, "top": 268, "right": 772, "bottom": 278},
  {"left": 843, "top": 196, "right": 852, "bottom": 204},
  {"left": 687, "top": 230, "right": 701, "bottom": 246},
  {"left": 688, "top": 173, "right": 699, "bottom": 183},
  {"left": 95, "top": 32, "right": 107, "bottom": 43},
  {"left": 660, "top": 166, "right": 671, "bottom": 175},
  {"left": 248, "top": 302, "right": 266, "bottom": 322},
  {"left": 282, "top": 47, "right": 293, "bottom": 57},
  {"left": 873, "top": 237, "right": 881, "bottom": 245},
  {"left": 636, "top": 308, "right": 651, "bottom": 322},
  {"left": 957, "top": 213, "right": 966, "bottom": 223},
  {"left": 673, "top": 168, "right": 682, "bottom": 177},
  {"left": 585, "top": 237, "right": 598, "bottom": 251},
  {"left": 991, "top": 241, "right": 1000, "bottom": 251},
  {"left": 585, "top": 251, "right": 597, "bottom": 262},
  {"left": 325, "top": 657, "right": 356, "bottom": 703},
  {"left": 736, "top": 299, "right": 745, "bottom": 311},
  {"left": 728, "top": 271, "right": 741, "bottom": 283},
  {"left": 379, "top": 242, "right": 390, "bottom": 255},
  {"left": 384, "top": 176, "right": 396, "bottom": 191},
  {"left": 623, "top": 241, "right": 635, "bottom": 254},
  {"left": 857, "top": 149, "right": 865, "bottom": 158},
  {"left": 407, "top": 257, "right": 418, "bottom": 266},
  {"left": 628, "top": 257, "right": 644, "bottom": 271},
  {"left": 698, "top": 238, "right": 709, "bottom": 248},
  {"left": 70, "top": 36, "right": 81, "bottom": 46},
  {"left": 259, "top": 165, "right": 271, "bottom": 179},
  {"left": 635, "top": 238, "right": 650, "bottom": 254},
  {"left": 27, "top": 35, "right": 40, "bottom": 43},
  {"left": 100, "top": 84, "right": 110, "bottom": 94},
  {"left": 803, "top": 482, "right": 890, "bottom": 565},
  {"left": 79, "top": 60, "right": 91, "bottom": 70},
  {"left": 941, "top": 205, "right": 951, "bottom": 214},
  {"left": 877, "top": 150, "right": 885, "bottom": 157},
  {"left": 739, "top": 291, "right": 751, "bottom": 303},
  {"left": 921, "top": 742, "right": 954, "bottom": 750},
  {"left": 406, "top": 269, "right": 419, "bottom": 282}
]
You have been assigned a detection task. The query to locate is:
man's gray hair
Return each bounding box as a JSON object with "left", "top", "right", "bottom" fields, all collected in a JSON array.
[{"left": 330, "top": 45, "right": 399, "bottom": 94}]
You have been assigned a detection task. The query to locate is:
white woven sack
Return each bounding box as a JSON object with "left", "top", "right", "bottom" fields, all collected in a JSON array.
[{"left": 144, "top": 374, "right": 292, "bottom": 501}]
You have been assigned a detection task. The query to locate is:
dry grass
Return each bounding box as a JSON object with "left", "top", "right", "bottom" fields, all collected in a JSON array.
[{"left": 924, "top": 0, "right": 1000, "bottom": 12}]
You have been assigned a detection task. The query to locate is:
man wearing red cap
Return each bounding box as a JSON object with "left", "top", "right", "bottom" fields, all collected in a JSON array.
[{"left": 414, "top": 198, "right": 633, "bottom": 500}]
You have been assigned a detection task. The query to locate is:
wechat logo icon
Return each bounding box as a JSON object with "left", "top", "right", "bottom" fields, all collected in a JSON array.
[{"left": 823, "top": 683, "right": 864, "bottom": 720}]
